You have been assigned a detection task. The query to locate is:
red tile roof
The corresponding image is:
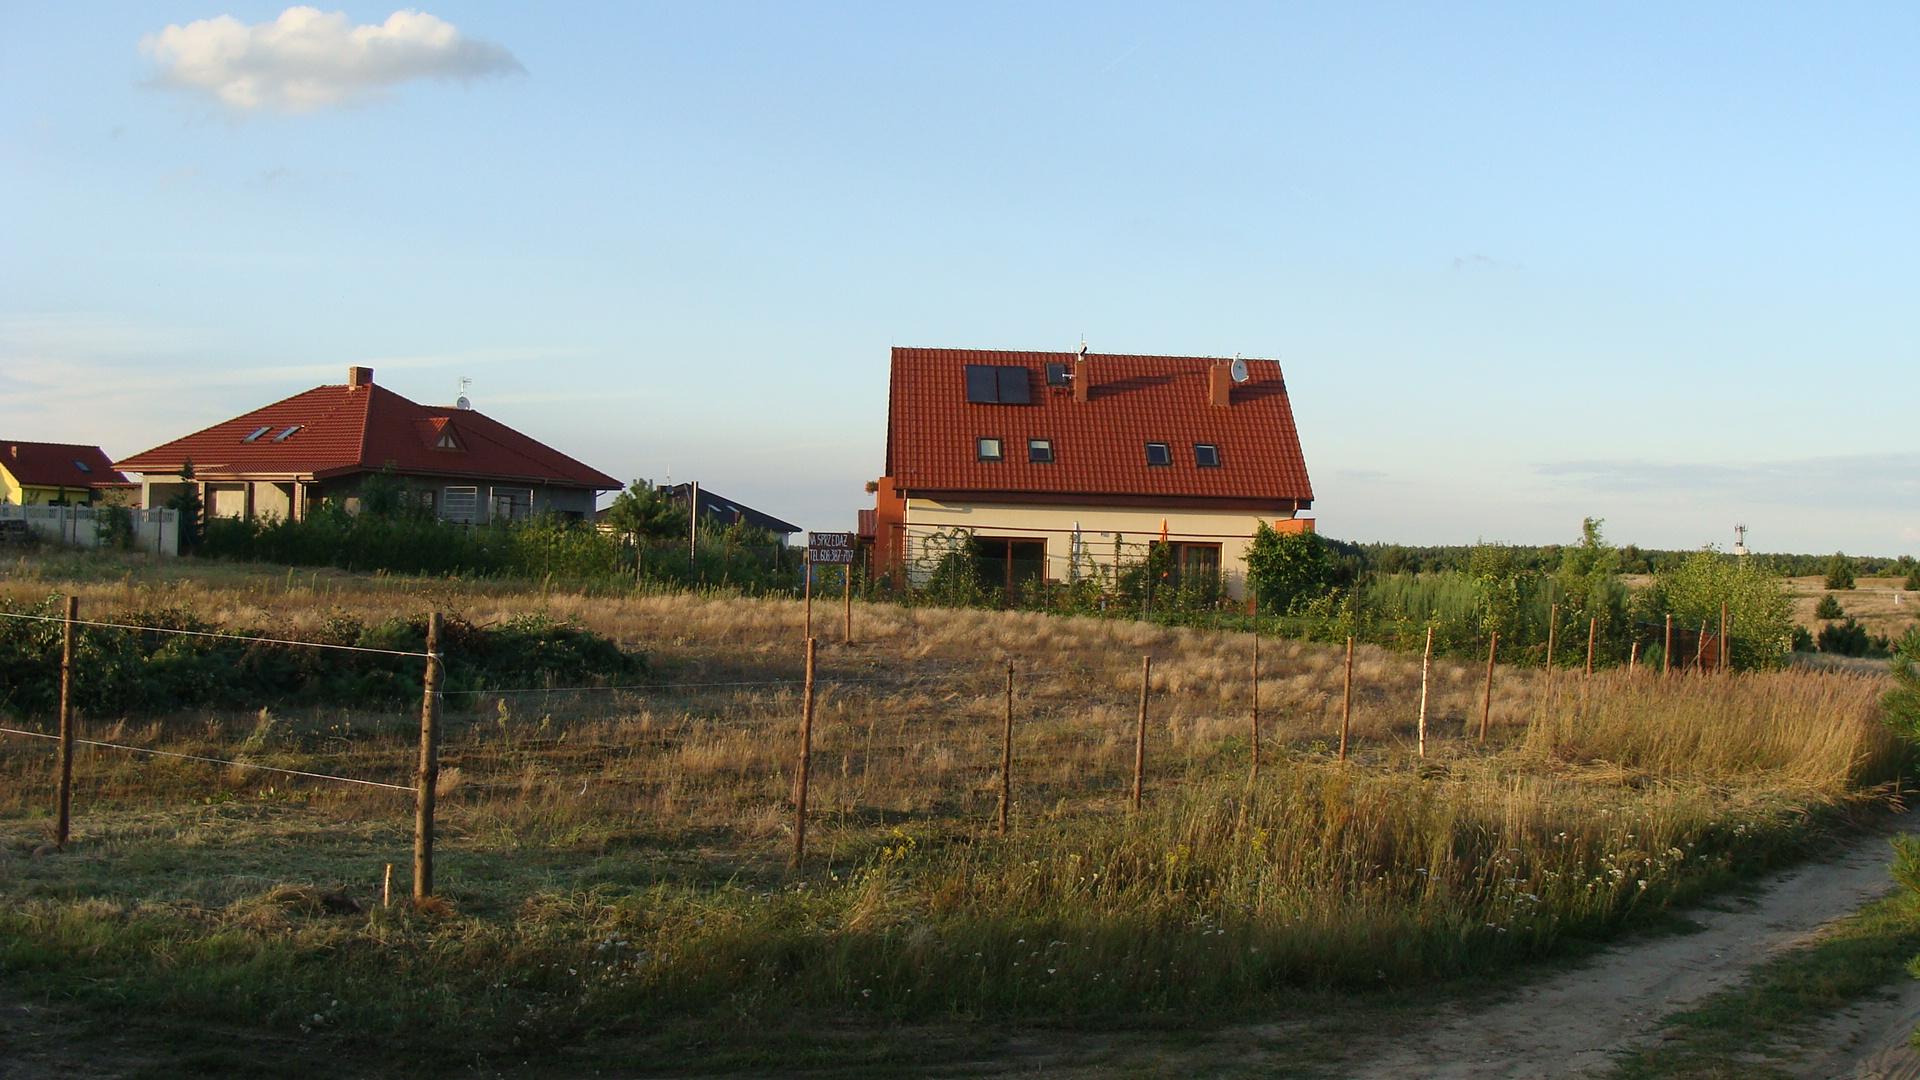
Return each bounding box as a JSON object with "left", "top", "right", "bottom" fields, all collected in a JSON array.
[
  {"left": 1, "top": 441, "right": 134, "bottom": 490},
  {"left": 116, "top": 377, "right": 619, "bottom": 490},
  {"left": 886, "top": 347, "right": 1312, "bottom": 506}
]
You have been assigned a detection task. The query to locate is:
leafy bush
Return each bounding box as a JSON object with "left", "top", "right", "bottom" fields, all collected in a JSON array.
[
  {"left": 1825, "top": 552, "right": 1856, "bottom": 590},
  {"left": 1907, "top": 567, "right": 1920, "bottom": 593},
  {"left": 1815, "top": 594, "right": 1845, "bottom": 620},
  {"left": 1244, "top": 525, "right": 1337, "bottom": 613},
  {"left": 1638, "top": 549, "right": 1796, "bottom": 670}
]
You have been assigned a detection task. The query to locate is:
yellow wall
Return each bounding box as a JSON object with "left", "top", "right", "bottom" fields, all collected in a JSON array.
[
  {"left": 0, "top": 466, "right": 93, "bottom": 506},
  {"left": 903, "top": 498, "right": 1301, "bottom": 599}
]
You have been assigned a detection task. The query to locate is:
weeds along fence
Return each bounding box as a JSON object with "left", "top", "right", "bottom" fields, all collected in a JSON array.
[{"left": 0, "top": 597, "right": 1892, "bottom": 905}]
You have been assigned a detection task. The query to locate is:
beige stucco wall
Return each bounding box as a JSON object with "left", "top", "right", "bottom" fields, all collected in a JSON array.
[{"left": 903, "top": 498, "right": 1299, "bottom": 600}]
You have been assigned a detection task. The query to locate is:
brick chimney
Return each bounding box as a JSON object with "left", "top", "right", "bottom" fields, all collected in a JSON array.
[
  {"left": 1072, "top": 351, "right": 1090, "bottom": 403},
  {"left": 1208, "top": 363, "right": 1233, "bottom": 407},
  {"left": 347, "top": 366, "right": 374, "bottom": 388}
]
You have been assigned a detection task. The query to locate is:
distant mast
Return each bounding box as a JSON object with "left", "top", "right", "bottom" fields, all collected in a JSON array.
[{"left": 1732, "top": 523, "right": 1749, "bottom": 558}]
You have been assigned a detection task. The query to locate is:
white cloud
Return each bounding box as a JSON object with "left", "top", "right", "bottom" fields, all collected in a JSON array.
[{"left": 141, "top": 7, "right": 523, "bottom": 112}]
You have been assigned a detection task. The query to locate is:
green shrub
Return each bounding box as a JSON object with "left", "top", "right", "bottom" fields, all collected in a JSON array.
[
  {"left": 1244, "top": 525, "right": 1337, "bottom": 613},
  {"left": 1639, "top": 549, "right": 1796, "bottom": 670},
  {"left": 1817, "top": 618, "right": 1873, "bottom": 658},
  {"left": 1825, "top": 552, "right": 1856, "bottom": 590},
  {"left": 1886, "top": 627, "right": 1920, "bottom": 739},
  {"left": 0, "top": 595, "right": 645, "bottom": 717},
  {"left": 1815, "top": 594, "right": 1845, "bottom": 620}
]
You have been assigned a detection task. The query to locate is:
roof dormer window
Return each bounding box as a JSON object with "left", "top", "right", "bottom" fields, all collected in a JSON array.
[{"left": 436, "top": 428, "right": 461, "bottom": 450}]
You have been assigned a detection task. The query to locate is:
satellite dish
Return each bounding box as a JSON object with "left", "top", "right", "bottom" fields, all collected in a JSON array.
[
  {"left": 1229, "top": 357, "right": 1250, "bottom": 384},
  {"left": 455, "top": 396, "right": 473, "bottom": 411}
]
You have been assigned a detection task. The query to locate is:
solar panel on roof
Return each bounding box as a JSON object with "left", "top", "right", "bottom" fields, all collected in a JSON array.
[
  {"left": 1045, "top": 363, "right": 1070, "bottom": 387},
  {"left": 996, "top": 367, "right": 1030, "bottom": 404},
  {"left": 964, "top": 365, "right": 998, "bottom": 403}
]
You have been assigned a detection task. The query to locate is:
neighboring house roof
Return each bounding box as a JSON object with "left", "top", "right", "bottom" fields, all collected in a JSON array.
[
  {"left": 116, "top": 369, "right": 620, "bottom": 490},
  {"left": 885, "top": 347, "right": 1313, "bottom": 506},
  {"left": 657, "top": 483, "right": 802, "bottom": 536},
  {"left": 1, "top": 441, "right": 135, "bottom": 490}
]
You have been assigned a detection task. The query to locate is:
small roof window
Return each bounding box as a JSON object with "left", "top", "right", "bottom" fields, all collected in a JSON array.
[
  {"left": 73, "top": 460, "right": 92, "bottom": 473},
  {"left": 977, "top": 437, "right": 1004, "bottom": 462},
  {"left": 272, "top": 425, "right": 302, "bottom": 442},
  {"left": 1145, "top": 442, "right": 1172, "bottom": 467},
  {"left": 436, "top": 428, "right": 461, "bottom": 450},
  {"left": 242, "top": 425, "right": 272, "bottom": 443},
  {"left": 1195, "top": 444, "right": 1221, "bottom": 468},
  {"left": 1028, "top": 438, "right": 1054, "bottom": 463}
]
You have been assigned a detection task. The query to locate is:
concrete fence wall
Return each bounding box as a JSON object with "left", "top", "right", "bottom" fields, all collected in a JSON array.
[{"left": 0, "top": 504, "right": 180, "bottom": 556}]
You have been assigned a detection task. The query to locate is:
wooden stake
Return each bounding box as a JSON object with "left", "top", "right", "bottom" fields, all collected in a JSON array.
[
  {"left": 1249, "top": 603, "right": 1261, "bottom": 780},
  {"left": 998, "top": 661, "right": 1013, "bottom": 835},
  {"left": 1545, "top": 603, "right": 1559, "bottom": 678},
  {"left": 688, "top": 479, "right": 699, "bottom": 570},
  {"left": 1132, "top": 655, "right": 1150, "bottom": 811},
  {"left": 843, "top": 564, "right": 853, "bottom": 646},
  {"left": 1479, "top": 631, "right": 1497, "bottom": 742},
  {"left": 1417, "top": 626, "right": 1433, "bottom": 758},
  {"left": 1719, "top": 601, "right": 1729, "bottom": 674},
  {"left": 55, "top": 595, "right": 77, "bottom": 850},
  {"left": 792, "top": 638, "right": 817, "bottom": 866},
  {"left": 1585, "top": 616, "right": 1597, "bottom": 678},
  {"left": 1339, "top": 636, "right": 1354, "bottom": 762},
  {"left": 1694, "top": 621, "right": 1708, "bottom": 672},
  {"left": 382, "top": 863, "right": 393, "bottom": 909},
  {"left": 413, "top": 612, "right": 443, "bottom": 903},
  {"left": 1629, "top": 641, "right": 1639, "bottom": 674},
  {"left": 1663, "top": 614, "right": 1673, "bottom": 676}
]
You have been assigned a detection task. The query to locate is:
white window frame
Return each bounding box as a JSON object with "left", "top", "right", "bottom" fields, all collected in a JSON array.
[{"left": 441, "top": 486, "right": 478, "bottom": 525}]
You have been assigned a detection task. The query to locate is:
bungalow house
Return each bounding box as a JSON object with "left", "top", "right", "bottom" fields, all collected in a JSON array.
[
  {"left": 117, "top": 367, "right": 619, "bottom": 524},
  {"left": 0, "top": 441, "right": 136, "bottom": 506},
  {"left": 865, "top": 346, "right": 1314, "bottom": 601},
  {"left": 656, "top": 482, "right": 802, "bottom": 542}
]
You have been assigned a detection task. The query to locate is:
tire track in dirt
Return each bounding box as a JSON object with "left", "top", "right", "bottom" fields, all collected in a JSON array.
[{"left": 1342, "top": 818, "right": 1918, "bottom": 1078}]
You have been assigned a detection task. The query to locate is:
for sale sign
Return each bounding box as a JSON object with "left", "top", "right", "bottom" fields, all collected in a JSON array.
[{"left": 808, "top": 532, "right": 856, "bottom": 564}]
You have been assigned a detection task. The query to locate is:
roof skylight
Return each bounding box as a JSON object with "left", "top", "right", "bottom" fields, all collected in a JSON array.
[
  {"left": 242, "top": 425, "right": 272, "bottom": 442},
  {"left": 272, "top": 425, "right": 302, "bottom": 442}
]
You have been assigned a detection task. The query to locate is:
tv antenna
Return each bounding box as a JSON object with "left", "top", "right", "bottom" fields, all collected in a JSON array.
[
  {"left": 1228, "top": 354, "right": 1250, "bottom": 384},
  {"left": 455, "top": 376, "right": 473, "bottom": 411}
]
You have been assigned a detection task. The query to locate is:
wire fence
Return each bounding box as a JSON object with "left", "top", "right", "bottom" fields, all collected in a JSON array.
[{"left": 0, "top": 594, "right": 1769, "bottom": 904}]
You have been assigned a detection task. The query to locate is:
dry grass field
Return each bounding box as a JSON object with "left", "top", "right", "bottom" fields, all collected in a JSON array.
[
  {"left": 1787, "top": 574, "right": 1920, "bottom": 642},
  {"left": 0, "top": 553, "right": 1909, "bottom": 1076}
]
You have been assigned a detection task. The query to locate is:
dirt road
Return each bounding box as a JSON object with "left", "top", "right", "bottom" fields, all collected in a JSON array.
[{"left": 1341, "top": 822, "right": 1919, "bottom": 1078}]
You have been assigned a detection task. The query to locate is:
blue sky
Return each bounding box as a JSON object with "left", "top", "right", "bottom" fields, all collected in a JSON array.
[{"left": 3, "top": 4, "right": 1916, "bottom": 556}]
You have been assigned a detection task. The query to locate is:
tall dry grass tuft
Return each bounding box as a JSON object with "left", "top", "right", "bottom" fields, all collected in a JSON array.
[{"left": 1524, "top": 670, "right": 1902, "bottom": 792}]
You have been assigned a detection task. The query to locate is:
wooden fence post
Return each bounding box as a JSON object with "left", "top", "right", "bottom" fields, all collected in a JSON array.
[
  {"left": 1339, "top": 636, "right": 1354, "bottom": 762},
  {"left": 1132, "top": 655, "right": 1150, "bottom": 811},
  {"left": 843, "top": 565, "right": 853, "bottom": 646},
  {"left": 1585, "top": 617, "right": 1597, "bottom": 678},
  {"left": 792, "top": 638, "right": 817, "bottom": 865},
  {"left": 55, "top": 595, "right": 77, "bottom": 850},
  {"left": 1249, "top": 607, "right": 1261, "bottom": 780},
  {"left": 413, "top": 612, "right": 443, "bottom": 904},
  {"left": 1663, "top": 614, "right": 1673, "bottom": 676},
  {"left": 1719, "top": 601, "right": 1729, "bottom": 674},
  {"left": 1417, "top": 626, "right": 1433, "bottom": 758},
  {"left": 1479, "top": 631, "right": 1497, "bottom": 742},
  {"left": 1545, "top": 603, "right": 1559, "bottom": 680},
  {"left": 803, "top": 550, "right": 813, "bottom": 642},
  {"left": 998, "top": 661, "right": 1014, "bottom": 835},
  {"left": 1694, "top": 621, "right": 1708, "bottom": 672}
]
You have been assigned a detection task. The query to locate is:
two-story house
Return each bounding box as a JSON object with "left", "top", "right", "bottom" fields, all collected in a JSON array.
[{"left": 866, "top": 346, "right": 1314, "bottom": 601}]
